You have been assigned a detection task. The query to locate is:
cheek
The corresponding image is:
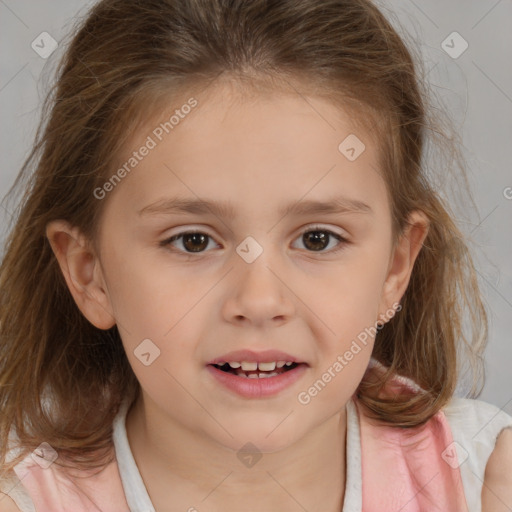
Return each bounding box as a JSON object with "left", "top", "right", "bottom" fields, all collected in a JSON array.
[
  {"left": 100, "top": 243, "right": 208, "bottom": 355},
  {"left": 100, "top": 243, "right": 189, "bottom": 333},
  {"left": 296, "top": 275, "right": 382, "bottom": 413},
  {"left": 302, "top": 247, "right": 390, "bottom": 386},
  {"left": 313, "top": 254, "right": 389, "bottom": 337}
]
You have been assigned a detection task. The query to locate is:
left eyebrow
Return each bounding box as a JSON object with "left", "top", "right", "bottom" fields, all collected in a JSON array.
[{"left": 137, "top": 195, "right": 373, "bottom": 219}]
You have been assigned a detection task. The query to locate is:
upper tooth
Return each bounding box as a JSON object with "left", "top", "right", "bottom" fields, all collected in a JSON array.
[
  {"left": 240, "top": 361, "right": 258, "bottom": 371},
  {"left": 233, "top": 361, "right": 294, "bottom": 371},
  {"left": 258, "top": 361, "right": 276, "bottom": 371}
]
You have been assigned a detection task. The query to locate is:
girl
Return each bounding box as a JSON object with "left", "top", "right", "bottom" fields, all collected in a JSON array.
[{"left": 0, "top": 0, "right": 511, "bottom": 510}]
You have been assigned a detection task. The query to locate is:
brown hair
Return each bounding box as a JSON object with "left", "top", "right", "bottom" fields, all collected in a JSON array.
[{"left": 0, "top": 0, "right": 487, "bottom": 477}]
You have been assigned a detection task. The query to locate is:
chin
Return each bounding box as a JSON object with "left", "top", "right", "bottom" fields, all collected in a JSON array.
[{"left": 210, "top": 419, "right": 304, "bottom": 455}]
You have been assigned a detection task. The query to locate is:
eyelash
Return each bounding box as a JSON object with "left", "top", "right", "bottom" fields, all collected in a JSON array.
[{"left": 159, "top": 225, "right": 350, "bottom": 256}]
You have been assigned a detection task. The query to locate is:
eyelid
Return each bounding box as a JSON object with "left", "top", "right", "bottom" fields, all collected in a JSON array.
[{"left": 296, "top": 223, "right": 348, "bottom": 240}]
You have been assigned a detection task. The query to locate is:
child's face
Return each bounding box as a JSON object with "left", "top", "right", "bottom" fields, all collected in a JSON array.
[{"left": 88, "top": 82, "right": 421, "bottom": 451}]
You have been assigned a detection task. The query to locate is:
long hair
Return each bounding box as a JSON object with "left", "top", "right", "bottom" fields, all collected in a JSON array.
[{"left": 0, "top": 0, "right": 487, "bottom": 477}]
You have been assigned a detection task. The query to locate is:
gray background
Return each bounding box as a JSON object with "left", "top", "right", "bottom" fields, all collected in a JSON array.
[{"left": 1, "top": 1, "right": 511, "bottom": 412}]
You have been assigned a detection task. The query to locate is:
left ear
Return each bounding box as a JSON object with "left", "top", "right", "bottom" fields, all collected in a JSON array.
[{"left": 377, "top": 210, "right": 429, "bottom": 322}]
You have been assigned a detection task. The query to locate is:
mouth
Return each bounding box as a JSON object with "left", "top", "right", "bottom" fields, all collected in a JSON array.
[
  {"left": 206, "top": 350, "right": 308, "bottom": 397},
  {"left": 210, "top": 361, "right": 302, "bottom": 379},
  {"left": 206, "top": 360, "right": 308, "bottom": 398}
]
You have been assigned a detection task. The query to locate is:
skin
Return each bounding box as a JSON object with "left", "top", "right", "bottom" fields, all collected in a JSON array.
[
  {"left": 481, "top": 428, "right": 512, "bottom": 511},
  {"left": 44, "top": 80, "right": 433, "bottom": 511}
]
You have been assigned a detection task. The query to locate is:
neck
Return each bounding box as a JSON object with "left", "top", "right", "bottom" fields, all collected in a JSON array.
[{"left": 126, "top": 395, "right": 347, "bottom": 512}]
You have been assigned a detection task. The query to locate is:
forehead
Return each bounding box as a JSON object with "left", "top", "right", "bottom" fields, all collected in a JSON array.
[{"left": 104, "top": 81, "right": 388, "bottom": 221}]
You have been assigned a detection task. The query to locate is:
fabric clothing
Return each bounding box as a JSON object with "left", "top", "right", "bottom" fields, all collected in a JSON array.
[{"left": 1, "top": 391, "right": 511, "bottom": 511}]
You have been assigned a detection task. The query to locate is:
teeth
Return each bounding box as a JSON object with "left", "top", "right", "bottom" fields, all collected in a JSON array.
[
  {"left": 235, "top": 370, "right": 281, "bottom": 379},
  {"left": 240, "top": 361, "right": 258, "bottom": 371},
  {"left": 230, "top": 361, "right": 294, "bottom": 371}
]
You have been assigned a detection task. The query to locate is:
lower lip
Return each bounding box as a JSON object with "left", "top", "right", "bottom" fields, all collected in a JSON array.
[{"left": 206, "top": 364, "right": 308, "bottom": 398}]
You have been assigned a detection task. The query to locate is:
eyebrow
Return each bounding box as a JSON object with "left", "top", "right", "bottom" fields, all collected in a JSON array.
[{"left": 138, "top": 195, "right": 373, "bottom": 219}]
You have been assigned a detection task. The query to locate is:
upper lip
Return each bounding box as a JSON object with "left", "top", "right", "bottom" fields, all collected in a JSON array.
[{"left": 208, "top": 349, "right": 305, "bottom": 365}]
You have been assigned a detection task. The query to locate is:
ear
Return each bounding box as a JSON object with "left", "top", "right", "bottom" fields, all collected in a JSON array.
[
  {"left": 377, "top": 210, "right": 429, "bottom": 324},
  {"left": 46, "top": 220, "right": 116, "bottom": 330}
]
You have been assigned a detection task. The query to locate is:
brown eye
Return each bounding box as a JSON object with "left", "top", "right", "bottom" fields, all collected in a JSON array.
[
  {"left": 181, "top": 233, "right": 209, "bottom": 252},
  {"left": 162, "top": 231, "right": 216, "bottom": 253},
  {"left": 302, "top": 231, "right": 330, "bottom": 251},
  {"left": 293, "top": 227, "right": 347, "bottom": 254}
]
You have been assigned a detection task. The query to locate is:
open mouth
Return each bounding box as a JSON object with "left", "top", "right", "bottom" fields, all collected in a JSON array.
[{"left": 212, "top": 362, "right": 301, "bottom": 379}]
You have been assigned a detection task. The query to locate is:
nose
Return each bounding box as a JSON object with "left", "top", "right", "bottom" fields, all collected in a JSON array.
[{"left": 221, "top": 250, "right": 295, "bottom": 327}]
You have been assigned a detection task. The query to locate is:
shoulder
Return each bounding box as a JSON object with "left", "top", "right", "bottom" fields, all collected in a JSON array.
[
  {"left": 0, "top": 468, "right": 33, "bottom": 512},
  {"left": 482, "top": 427, "right": 512, "bottom": 511},
  {"left": 0, "top": 493, "right": 22, "bottom": 512},
  {"left": 0, "top": 433, "right": 35, "bottom": 512},
  {"left": 442, "top": 396, "right": 512, "bottom": 442},
  {"left": 442, "top": 397, "right": 512, "bottom": 510}
]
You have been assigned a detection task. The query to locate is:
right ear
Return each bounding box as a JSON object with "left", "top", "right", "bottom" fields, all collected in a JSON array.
[{"left": 46, "top": 220, "right": 116, "bottom": 330}]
